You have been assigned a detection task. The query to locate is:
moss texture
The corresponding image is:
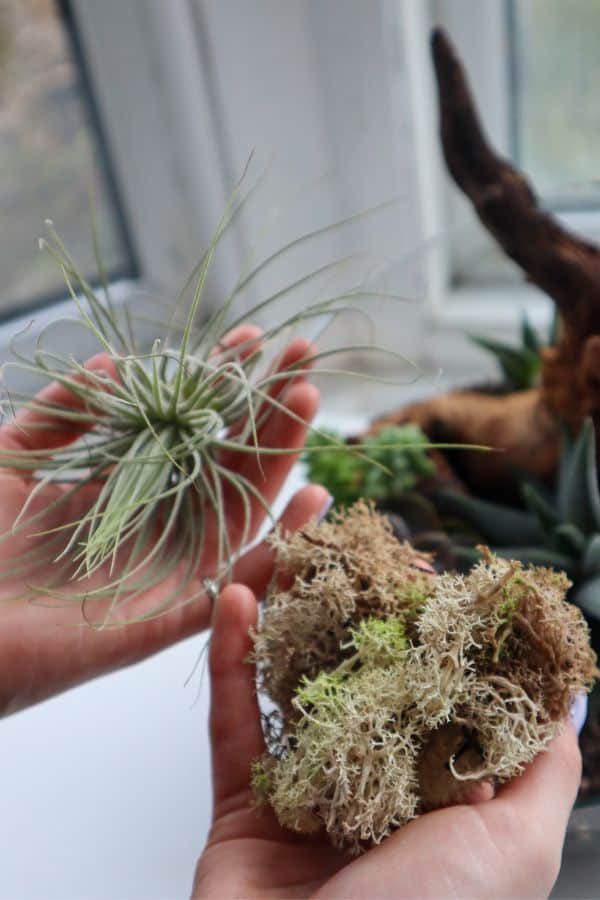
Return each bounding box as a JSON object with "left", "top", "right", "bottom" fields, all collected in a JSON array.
[{"left": 253, "top": 502, "right": 597, "bottom": 854}]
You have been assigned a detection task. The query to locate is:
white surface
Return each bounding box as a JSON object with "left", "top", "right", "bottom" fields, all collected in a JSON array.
[
  {"left": 0, "top": 404, "right": 598, "bottom": 899},
  {"left": 0, "top": 441, "right": 332, "bottom": 900},
  {"left": 0, "top": 407, "right": 365, "bottom": 900},
  {"left": 0, "top": 634, "right": 212, "bottom": 900}
]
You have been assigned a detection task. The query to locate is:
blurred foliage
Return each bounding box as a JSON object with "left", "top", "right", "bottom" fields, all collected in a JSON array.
[
  {"left": 304, "top": 425, "right": 435, "bottom": 508},
  {"left": 469, "top": 312, "right": 554, "bottom": 390}
]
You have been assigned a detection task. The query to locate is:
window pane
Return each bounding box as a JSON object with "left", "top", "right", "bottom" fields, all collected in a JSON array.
[
  {"left": 511, "top": 0, "right": 600, "bottom": 206},
  {"left": 0, "top": 0, "right": 134, "bottom": 318}
]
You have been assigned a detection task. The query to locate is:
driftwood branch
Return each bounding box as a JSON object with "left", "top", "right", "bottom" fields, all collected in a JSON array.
[
  {"left": 432, "top": 27, "right": 600, "bottom": 342},
  {"left": 367, "top": 29, "right": 600, "bottom": 498}
]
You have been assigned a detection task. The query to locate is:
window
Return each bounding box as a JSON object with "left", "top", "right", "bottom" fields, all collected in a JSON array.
[
  {"left": 9, "top": 0, "right": 590, "bottom": 384},
  {"left": 510, "top": 0, "right": 600, "bottom": 210},
  {"left": 0, "top": 0, "right": 240, "bottom": 374},
  {"left": 425, "top": 0, "right": 600, "bottom": 321},
  {"left": 0, "top": 0, "right": 135, "bottom": 320}
]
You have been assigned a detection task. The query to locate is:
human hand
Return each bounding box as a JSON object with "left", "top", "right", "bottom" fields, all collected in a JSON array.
[
  {"left": 0, "top": 325, "right": 329, "bottom": 713},
  {"left": 193, "top": 584, "right": 582, "bottom": 899}
]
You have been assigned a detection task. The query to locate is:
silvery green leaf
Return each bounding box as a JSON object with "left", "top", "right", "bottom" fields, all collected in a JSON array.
[
  {"left": 572, "top": 576, "right": 600, "bottom": 620},
  {"left": 434, "top": 490, "right": 544, "bottom": 545},
  {"left": 492, "top": 546, "right": 575, "bottom": 575},
  {"left": 582, "top": 534, "right": 600, "bottom": 577},
  {"left": 552, "top": 522, "right": 586, "bottom": 557},
  {"left": 557, "top": 419, "right": 600, "bottom": 532}
]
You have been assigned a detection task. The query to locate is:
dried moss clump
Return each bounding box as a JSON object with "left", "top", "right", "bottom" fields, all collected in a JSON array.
[
  {"left": 253, "top": 503, "right": 597, "bottom": 854},
  {"left": 253, "top": 500, "right": 434, "bottom": 717}
]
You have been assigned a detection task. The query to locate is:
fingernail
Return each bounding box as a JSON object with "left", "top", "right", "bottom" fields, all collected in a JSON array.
[
  {"left": 569, "top": 693, "right": 588, "bottom": 736},
  {"left": 316, "top": 492, "right": 334, "bottom": 522},
  {"left": 203, "top": 577, "right": 220, "bottom": 627}
]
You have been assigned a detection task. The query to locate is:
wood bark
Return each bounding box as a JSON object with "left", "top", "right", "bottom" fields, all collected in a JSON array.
[{"left": 369, "top": 29, "right": 600, "bottom": 498}]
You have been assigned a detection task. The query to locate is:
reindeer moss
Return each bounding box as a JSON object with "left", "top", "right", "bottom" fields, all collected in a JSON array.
[
  {"left": 253, "top": 500, "right": 434, "bottom": 717},
  {"left": 252, "top": 502, "right": 597, "bottom": 854}
]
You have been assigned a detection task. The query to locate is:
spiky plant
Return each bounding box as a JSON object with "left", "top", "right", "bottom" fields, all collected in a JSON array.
[
  {"left": 435, "top": 418, "right": 600, "bottom": 622},
  {"left": 469, "top": 312, "right": 555, "bottom": 390},
  {"left": 0, "top": 188, "right": 422, "bottom": 625}
]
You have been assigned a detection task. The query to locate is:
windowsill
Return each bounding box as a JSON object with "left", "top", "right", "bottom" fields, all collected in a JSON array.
[{"left": 433, "top": 283, "right": 553, "bottom": 336}]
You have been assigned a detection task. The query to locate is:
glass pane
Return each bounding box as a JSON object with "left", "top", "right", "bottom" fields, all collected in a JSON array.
[
  {"left": 0, "top": 0, "right": 134, "bottom": 317},
  {"left": 511, "top": 0, "right": 600, "bottom": 206}
]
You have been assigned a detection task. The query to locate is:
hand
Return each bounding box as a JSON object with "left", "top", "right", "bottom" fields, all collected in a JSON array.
[
  {"left": 0, "top": 325, "right": 330, "bottom": 714},
  {"left": 193, "top": 584, "right": 582, "bottom": 899}
]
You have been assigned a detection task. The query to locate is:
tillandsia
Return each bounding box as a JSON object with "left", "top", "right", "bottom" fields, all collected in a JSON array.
[
  {"left": 0, "top": 176, "right": 436, "bottom": 626},
  {"left": 252, "top": 501, "right": 597, "bottom": 854}
]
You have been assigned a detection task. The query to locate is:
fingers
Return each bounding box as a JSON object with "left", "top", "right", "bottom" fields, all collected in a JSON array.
[
  {"left": 218, "top": 335, "right": 316, "bottom": 469},
  {"left": 241, "top": 379, "right": 320, "bottom": 500},
  {"left": 233, "top": 483, "right": 332, "bottom": 596},
  {"left": 255, "top": 336, "right": 315, "bottom": 411},
  {"left": 461, "top": 781, "right": 495, "bottom": 804},
  {"left": 209, "top": 584, "right": 265, "bottom": 807},
  {"left": 492, "top": 721, "right": 582, "bottom": 834},
  {"left": 209, "top": 323, "right": 262, "bottom": 362},
  {"left": 227, "top": 380, "right": 321, "bottom": 545},
  {"left": 471, "top": 722, "right": 582, "bottom": 895},
  {"left": 0, "top": 352, "right": 118, "bottom": 455}
]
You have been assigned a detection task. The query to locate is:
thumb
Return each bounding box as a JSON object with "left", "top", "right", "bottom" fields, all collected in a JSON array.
[{"left": 209, "top": 584, "right": 265, "bottom": 811}]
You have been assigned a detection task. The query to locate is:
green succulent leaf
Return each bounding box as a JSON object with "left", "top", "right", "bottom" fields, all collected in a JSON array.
[
  {"left": 469, "top": 334, "right": 540, "bottom": 390},
  {"left": 304, "top": 425, "right": 435, "bottom": 508},
  {"left": 552, "top": 522, "right": 586, "bottom": 557},
  {"left": 491, "top": 546, "right": 576, "bottom": 575},
  {"left": 384, "top": 490, "right": 441, "bottom": 533},
  {"left": 433, "top": 489, "right": 544, "bottom": 546},
  {"left": 520, "top": 481, "right": 560, "bottom": 533},
  {"left": 556, "top": 419, "right": 600, "bottom": 533},
  {"left": 303, "top": 428, "right": 364, "bottom": 507},
  {"left": 582, "top": 534, "right": 600, "bottom": 578},
  {"left": 521, "top": 313, "right": 541, "bottom": 355},
  {"left": 571, "top": 576, "right": 600, "bottom": 620}
]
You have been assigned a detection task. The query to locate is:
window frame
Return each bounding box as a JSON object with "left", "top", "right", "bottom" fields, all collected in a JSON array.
[
  {"left": 3, "top": 0, "right": 571, "bottom": 385},
  {"left": 398, "top": 0, "right": 578, "bottom": 345},
  {"left": 0, "top": 0, "right": 242, "bottom": 370}
]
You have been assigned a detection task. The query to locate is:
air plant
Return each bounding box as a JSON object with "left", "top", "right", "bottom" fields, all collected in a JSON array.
[{"left": 0, "top": 180, "right": 427, "bottom": 626}]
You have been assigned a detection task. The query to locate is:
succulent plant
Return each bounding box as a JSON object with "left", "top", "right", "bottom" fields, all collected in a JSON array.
[
  {"left": 303, "top": 424, "right": 436, "bottom": 508},
  {"left": 303, "top": 424, "right": 478, "bottom": 571},
  {"left": 435, "top": 419, "right": 600, "bottom": 621},
  {"left": 469, "top": 312, "right": 556, "bottom": 391}
]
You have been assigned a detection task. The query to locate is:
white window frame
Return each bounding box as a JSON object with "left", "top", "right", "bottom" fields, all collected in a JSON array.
[
  {"left": 0, "top": 0, "right": 242, "bottom": 379},
  {"left": 398, "top": 0, "right": 566, "bottom": 347},
  {"left": 2, "top": 0, "right": 431, "bottom": 382},
  {"left": 5, "top": 0, "right": 579, "bottom": 386}
]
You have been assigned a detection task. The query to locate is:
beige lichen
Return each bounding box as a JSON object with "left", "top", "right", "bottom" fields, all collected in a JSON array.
[
  {"left": 253, "top": 500, "right": 433, "bottom": 716},
  {"left": 253, "top": 503, "right": 597, "bottom": 854}
]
